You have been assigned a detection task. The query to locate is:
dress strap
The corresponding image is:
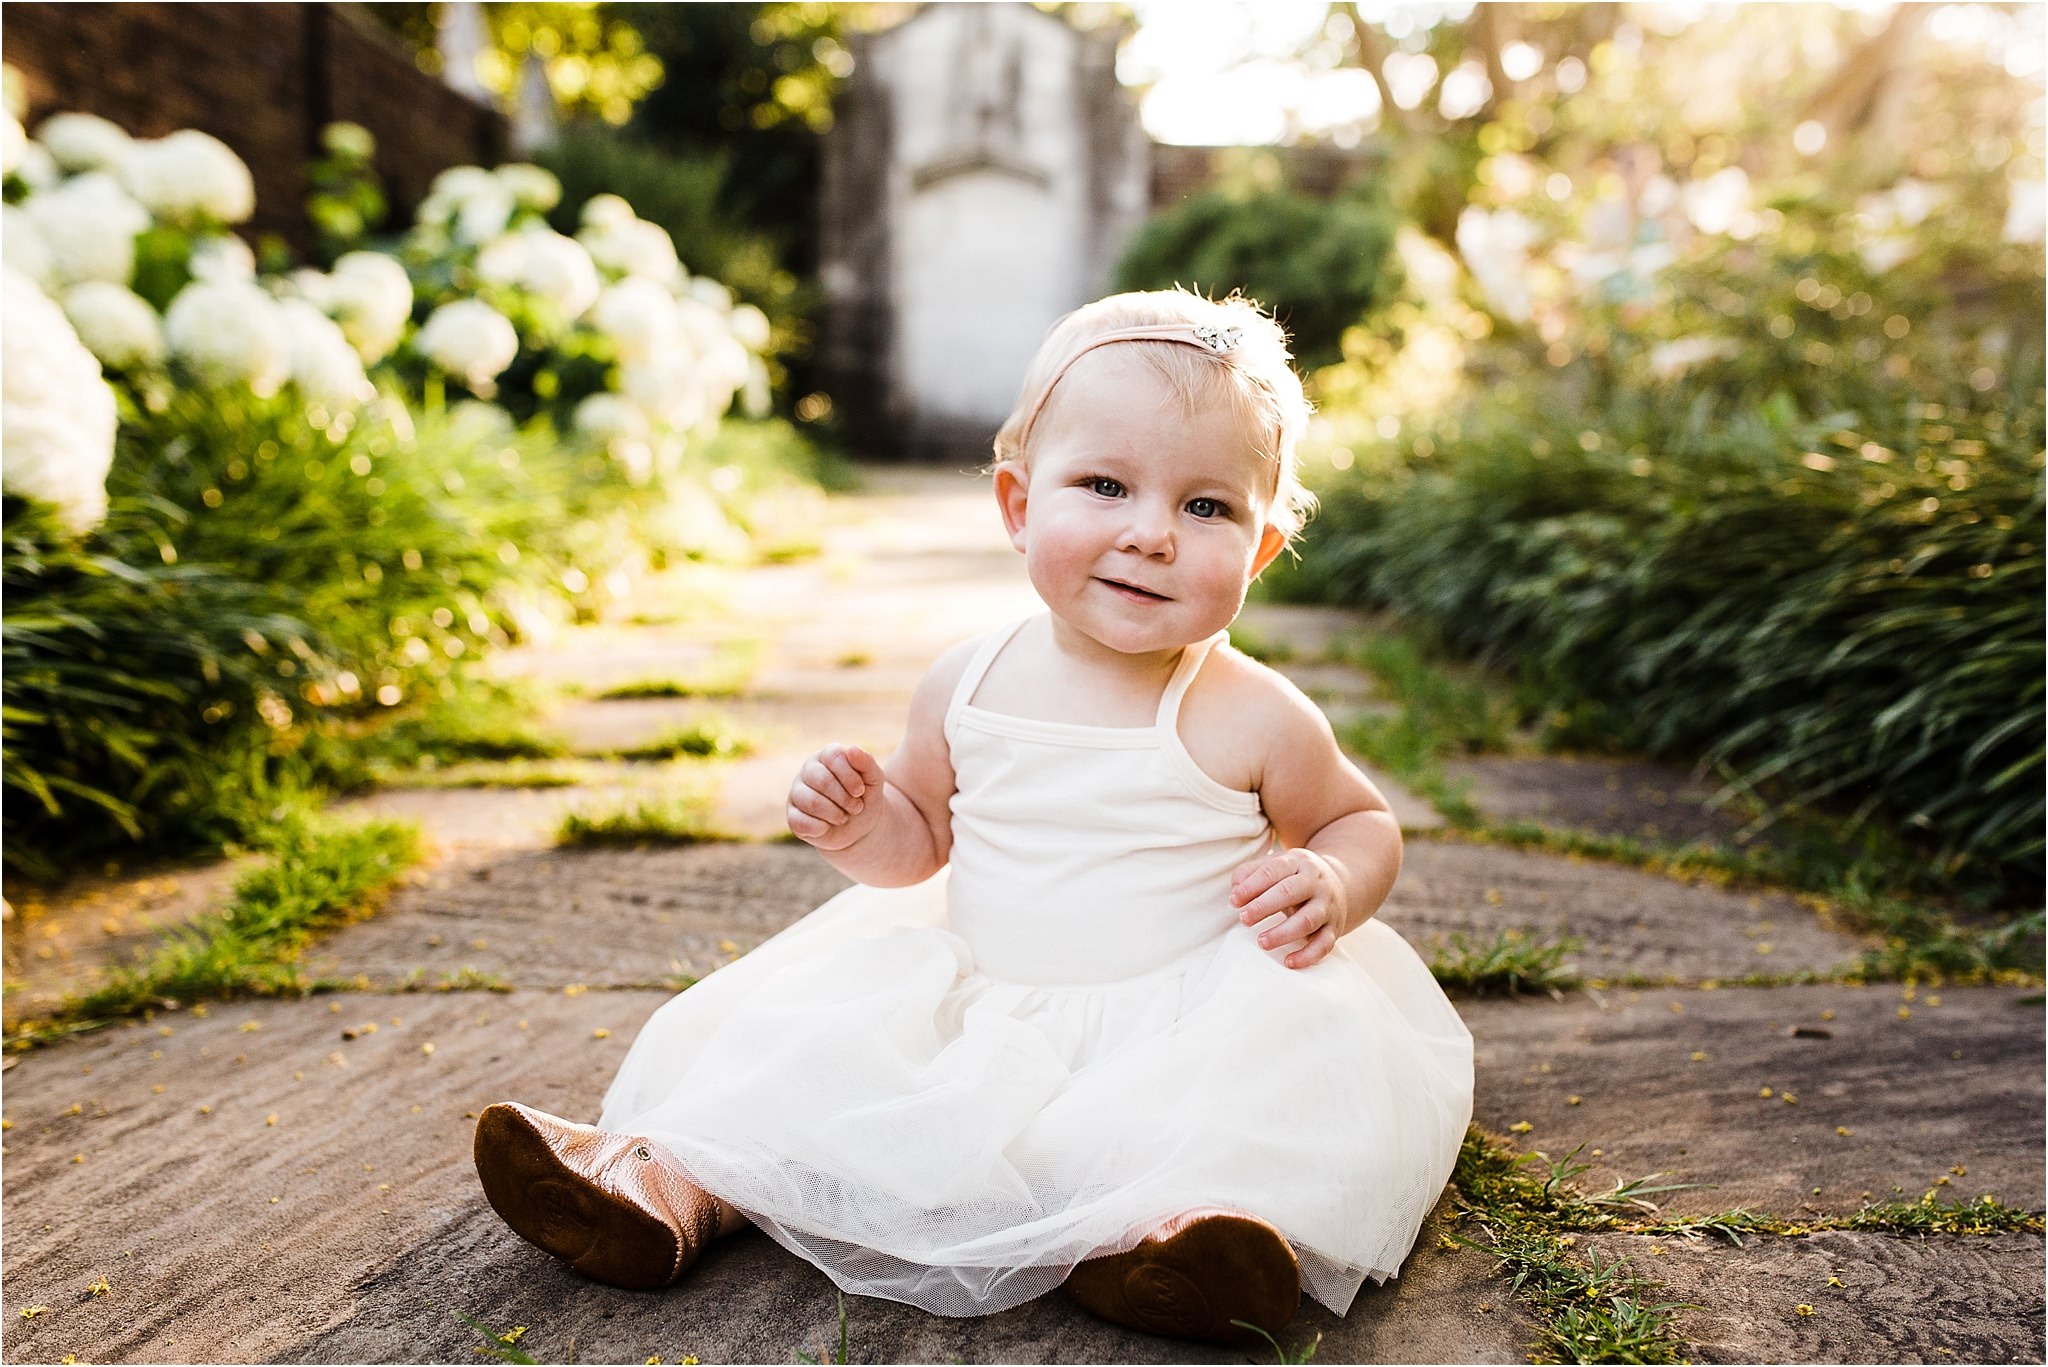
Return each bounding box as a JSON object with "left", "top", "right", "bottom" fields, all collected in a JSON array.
[
  {"left": 944, "top": 615, "right": 1034, "bottom": 746},
  {"left": 1154, "top": 630, "right": 1229, "bottom": 730}
]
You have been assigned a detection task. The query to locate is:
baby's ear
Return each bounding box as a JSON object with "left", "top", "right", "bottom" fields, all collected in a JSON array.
[
  {"left": 992, "top": 462, "right": 1030, "bottom": 551},
  {"left": 1250, "top": 523, "right": 1288, "bottom": 579}
]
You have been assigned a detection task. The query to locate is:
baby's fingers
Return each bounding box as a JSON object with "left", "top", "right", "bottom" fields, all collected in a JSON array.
[
  {"left": 799, "top": 754, "right": 864, "bottom": 816},
  {"left": 819, "top": 744, "right": 873, "bottom": 802},
  {"left": 1285, "top": 926, "right": 1339, "bottom": 970},
  {"left": 788, "top": 782, "right": 854, "bottom": 828},
  {"left": 1230, "top": 854, "right": 1294, "bottom": 908},
  {"left": 845, "top": 744, "right": 888, "bottom": 791},
  {"left": 1236, "top": 867, "right": 1312, "bottom": 923}
]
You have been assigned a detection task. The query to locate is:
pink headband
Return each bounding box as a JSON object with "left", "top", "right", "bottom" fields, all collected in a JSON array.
[{"left": 1009, "top": 321, "right": 1245, "bottom": 456}]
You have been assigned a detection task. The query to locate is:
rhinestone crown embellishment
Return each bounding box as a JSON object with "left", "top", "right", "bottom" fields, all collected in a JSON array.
[{"left": 1192, "top": 324, "right": 1242, "bottom": 353}]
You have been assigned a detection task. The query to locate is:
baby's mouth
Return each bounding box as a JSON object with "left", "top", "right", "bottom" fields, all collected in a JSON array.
[{"left": 1097, "top": 577, "right": 1171, "bottom": 602}]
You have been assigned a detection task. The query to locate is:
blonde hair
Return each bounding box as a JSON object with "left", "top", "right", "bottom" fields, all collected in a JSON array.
[{"left": 991, "top": 289, "right": 1317, "bottom": 540}]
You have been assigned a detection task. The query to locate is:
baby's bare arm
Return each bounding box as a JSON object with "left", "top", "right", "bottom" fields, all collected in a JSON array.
[
  {"left": 785, "top": 640, "right": 968, "bottom": 887},
  {"left": 1230, "top": 667, "right": 1401, "bottom": 967}
]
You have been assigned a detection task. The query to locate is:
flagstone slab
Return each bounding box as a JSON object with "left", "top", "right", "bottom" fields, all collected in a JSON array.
[
  {"left": 1458, "top": 984, "right": 2045, "bottom": 1219},
  {"left": 1578, "top": 1229, "right": 2046, "bottom": 1364},
  {"left": 1439, "top": 754, "right": 1759, "bottom": 850},
  {"left": 279, "top": 1189, "right": 1535, "bottom": 1366},
  {"left": 0, "top": 987, "right": 1528, "bottom": 1366},
  {"left": 302, "top": 844, "right": 853, "bottom": 989},
  {"left": 1382, "top": 839, "right": 1871, "bottom": 982}
]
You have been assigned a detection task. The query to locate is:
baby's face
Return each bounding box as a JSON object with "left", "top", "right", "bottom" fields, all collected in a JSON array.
[{"left": 995, "top": 349, "right": 1287, "bottom": 659}]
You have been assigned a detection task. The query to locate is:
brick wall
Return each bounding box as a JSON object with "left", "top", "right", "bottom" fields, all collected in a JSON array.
[{"left": 2, "top": 3, "right": 507, "bottom": 252}]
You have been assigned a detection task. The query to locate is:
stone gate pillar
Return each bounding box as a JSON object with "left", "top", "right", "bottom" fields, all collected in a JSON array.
[{"left": 820, "top": 4, "right": 1148, "bottom": 462}]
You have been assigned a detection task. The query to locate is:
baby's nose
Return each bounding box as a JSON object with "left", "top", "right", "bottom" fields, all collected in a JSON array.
[{"left": 1122, "top": 503, "right": 1176, "bottom": 558}]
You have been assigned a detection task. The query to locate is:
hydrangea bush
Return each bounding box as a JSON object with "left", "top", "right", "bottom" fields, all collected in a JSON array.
[{"left": 1, "top": 80, "right": 816, "bottom": 877}]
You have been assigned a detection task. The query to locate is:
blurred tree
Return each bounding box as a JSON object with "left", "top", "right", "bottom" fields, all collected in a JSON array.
[{"left": 369, "top": 2, "right": 665, "bottom": 125}]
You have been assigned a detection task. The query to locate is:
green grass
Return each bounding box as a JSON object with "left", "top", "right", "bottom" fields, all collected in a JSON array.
[
  {"left": 454, "top": 1312, "right": 548, "bottom": 1364},
  {"left": 4, "top": 815, "right": 422, "bottom": 1049},
  {"left": 373, "top": 758, "right": 588, "bottom": 790},
  {"left": 1451, "top": 1125, "right": 2044, "bottom": 1360},
  {"left": 555, "top": 790, "right": 724, "bottom": 847},
  {"left": 595, "top": 641, "right": 763, "bottom": 700},
  {"left": 1227, "top": 621, "right": 1298, "bottom": 664},
  {"left": 1429, "top": 928, "right": 1584, "bottom": 996},
  {"left": 604, "top": 717, "right": 755, "bottom": 762},
  {"left": 396, "top": 965, "right": 513, "bottom": 993},
  {"left": 1234, "top": 1320, "right": 1324, "bottom": 1363}
]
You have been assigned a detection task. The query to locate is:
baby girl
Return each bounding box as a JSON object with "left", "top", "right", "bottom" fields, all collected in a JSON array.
[{"left": 475, "top": 289, "right": 1475, "bottom": 1346}]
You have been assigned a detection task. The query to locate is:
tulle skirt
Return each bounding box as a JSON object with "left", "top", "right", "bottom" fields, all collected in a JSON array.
[{"left": 597, "top": 871, "right": 1474, "bottom": 1317}]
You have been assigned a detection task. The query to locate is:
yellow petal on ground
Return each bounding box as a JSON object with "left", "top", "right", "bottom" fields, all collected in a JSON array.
[
  {"left": 1691, "top": 1051, "right": 1708, "bottom": 1061},
  {"left": 1827, "top": 1274, "right": 1844, "bottom": 1288},
  {"left": 563, "top": 984, "right": 588, "bottom": 997},
  {"left": 1899, "top": 1006, "right": 1912, "bottom": 1019},
  {"left": 86, "top": 1276, "right": 109, "bottom": 1297},
  {"left": 1668, "top": 1001, "right": 1684, "bottom": 1013},
  {"left": 1759, "top": 1087, "right": 1774, "bottom": 1098},
  {"left": 71, "top": 1154, "right": 84, "bottom": 1164},
  {"left": 239, "top": 1021, "right": 261, "bottom": 1033},
  {"left": 1837, "top": 1126, "right": 1853, "bottom": 1136},
  {"left": 1795, "top": 1305, "right": 1815, "bottom": 1317},
  {"left": 420, "top": 1043, "right": 435, "bottom": 1056},
  {"left": 1820, "top": 1009, "right": 1835, "bottom": 1021},
  {"left": 719, "top": 940, "right": 740, "bottom": 953},
  {"left": 265, "top": 1113, "right": 278, "bottom": 1126},
  {"left": 1567, "top": 1095, "right": 1583, "bottom": 1106},
  {"left": 1509, "top": 1120, "right": 1533, "bottom": 1133},
  {"left": 1952, "top": 1164, "right": 1968, "bottom": 1176},
  {"left": 594, "top": 1028, "right": 612, "bottom": 1039},
  {"left": 198, "top": 1105, "right": 211, "bottom": 1115},
  {"left": 18, "top": 1305, "right": 51, "bottom": 1319},
  {"left": 1782, "top": 1093, "right": 1797, "bottom": 1104}
]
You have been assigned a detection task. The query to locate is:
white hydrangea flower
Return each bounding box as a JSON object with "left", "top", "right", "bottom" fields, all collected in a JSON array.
[
  {"left": 2, "top": 203, "right": 56, "bottom": 292},
  {"left": 496, "top": 162, "right": 561, "bottom": 211},
  {"left": 590, "top": 278, "right": 681, "bottom": 361},
  {"left": 2, "top": 265, "right": 117, "bottom": 532},
  {"left": 164, "top": 278, "right": 290, "bottom": 395},
  {"left": 686, "top": 277, "right": 733, "bottom": 312},
  {"left": 579, "top": 193, "right": 636, "bottom": 232},
  {"left": 478, "top": 226, "right": 600, "bottom": 321},
  {"left": 23, "top": 171, "right": 150, "bottom": 285},
  {"left": 121, "top": 129, "right": 256, "bottom": 225},
  {"left": 675, "top": 295, "right": 732, "bottom": 354},
  {"left": 287, "top": 267, "right": 334, "bottom": 311},
  {"left": 415, "top": 298, "right": 519, "bottom": 389},
  {"left": 327, "top": 251, "right": 413, "bottom": 364},
  {"left": 2, "top": 113, "right": 24, "bottom": 177},
  {"left": 1, "top": 64, "right": 23, "bottom": 122},
  {"left": 63, "top": 280, "right": 165, "bottom": 370},
  {"left": 580, "top": 217, "right": 680, "bottom": 283},
  {"left": 277, "top": 297, "right": 373, "bottom": 410},
  {"left": 620, "top": 351, "right": 710, "bottom": 433},
  {"left": 573, "top": 392, "right": 652, "bottom": 443},
  {"left": 456, "top": 180, "right": 515, "bottom": 245},
  {"left": 35, "top": 111, "right": 132, "bottom": 174},
  {"left": 728, "top": 302, "right": 771, "bottom": 352},
  {"left": 188, "top": 232, "right": 256, "bottom": 283},
  {"left": 12, "top": 138, "right": 57, "bottom": 191}
]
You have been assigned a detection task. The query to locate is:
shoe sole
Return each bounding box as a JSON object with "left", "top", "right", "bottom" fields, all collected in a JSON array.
[
  {"left": 1063, "top": 1212, "right": 1302, "bottom": 1345},
  {"left": 473, "top": 1103, "right": 681, "bottom": 1290}
]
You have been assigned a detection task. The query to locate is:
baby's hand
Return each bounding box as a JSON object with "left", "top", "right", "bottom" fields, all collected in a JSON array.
[
  {"left": 787, "top": 743, "right": 890, "bottom": 851},
  {"left": 1231, "top": 849, "right": 1346, "bottom": 969}
]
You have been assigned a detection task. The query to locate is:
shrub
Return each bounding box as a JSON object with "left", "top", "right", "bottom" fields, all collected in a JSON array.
[{"left": 1113, "top": 183, "right": 1404, "bottom": 369}]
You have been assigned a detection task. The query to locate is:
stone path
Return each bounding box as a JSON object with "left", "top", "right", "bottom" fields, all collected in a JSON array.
[{"left": 3, "top": 467, "right": 2041, "bottom": 1364}]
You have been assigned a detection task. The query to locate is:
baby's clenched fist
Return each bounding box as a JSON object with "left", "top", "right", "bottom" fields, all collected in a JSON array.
[{"left": 787, "top": 742, "right": 890, "bottom": 851}]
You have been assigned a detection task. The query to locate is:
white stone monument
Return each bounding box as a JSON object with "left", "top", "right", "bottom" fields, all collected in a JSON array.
[{"left": 821, "top": 4, "right": 1150, "bottom": 461}]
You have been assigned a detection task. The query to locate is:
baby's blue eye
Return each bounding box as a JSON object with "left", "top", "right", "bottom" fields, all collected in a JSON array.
[
  {"left": 1187, "top": 497, "right": 1229, "bottom": 519},
  {"left": 1085, "top": 477, "right": 1125, "bottom": 498}
]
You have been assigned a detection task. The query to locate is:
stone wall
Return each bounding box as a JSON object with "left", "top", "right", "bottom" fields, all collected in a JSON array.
[{"left": 2, "top": 3, "right": 506, "bottom": 252}]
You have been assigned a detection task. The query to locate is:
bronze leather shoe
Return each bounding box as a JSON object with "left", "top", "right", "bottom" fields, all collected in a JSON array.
[
  {"left": 1063, "top": 1207, "right": 1302, "bottom": 1345},
  {"left": 473, "top": 1101, "right": 723, "bottom": 1290}
]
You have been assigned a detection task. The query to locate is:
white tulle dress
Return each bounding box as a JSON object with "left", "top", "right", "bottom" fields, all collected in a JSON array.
[{"left": 597, "top": 617, "right": 1475, "bottom": 1317}]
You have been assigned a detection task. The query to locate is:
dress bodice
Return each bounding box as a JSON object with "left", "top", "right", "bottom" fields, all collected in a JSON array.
[{"left": 940, "top": 616, "right": 1274, "bottom": 984}]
